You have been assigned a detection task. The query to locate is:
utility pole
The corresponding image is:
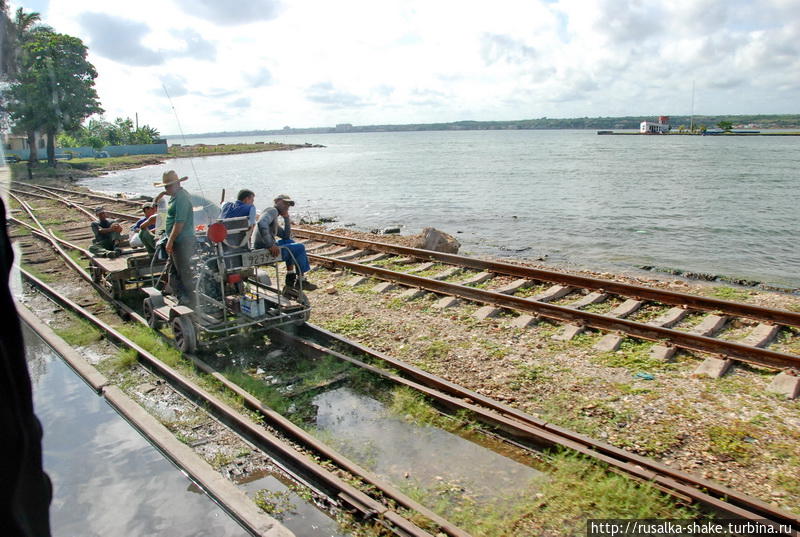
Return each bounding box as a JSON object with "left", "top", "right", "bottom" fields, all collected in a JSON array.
[{"left": 135, "top": 112, "right": 139, "bottom": 131}]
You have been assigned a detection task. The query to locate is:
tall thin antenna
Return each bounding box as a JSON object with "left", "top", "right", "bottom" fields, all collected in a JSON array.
[
  {"left": 689, "top": 80, "right": 695, "bottom": 134},
  {"left": 162, "top": 84, "right": 207, "bottom": 201}
]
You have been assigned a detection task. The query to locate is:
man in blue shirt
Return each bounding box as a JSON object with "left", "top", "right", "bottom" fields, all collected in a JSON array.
[
  {"left": 220, "top": 189, "right": 256, "bottom": 248},
  {"left": 131, "top": 202, "right": 158, "bottom": 254}
]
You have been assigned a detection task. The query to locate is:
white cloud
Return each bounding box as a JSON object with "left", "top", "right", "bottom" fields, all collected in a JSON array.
[{"left": 17, "top": 0, "right": 800, "bottom": 133}]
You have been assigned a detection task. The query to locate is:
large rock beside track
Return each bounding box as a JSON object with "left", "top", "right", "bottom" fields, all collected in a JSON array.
[{"left": 412, "top": 227, "right": 460, "bottom": 253}]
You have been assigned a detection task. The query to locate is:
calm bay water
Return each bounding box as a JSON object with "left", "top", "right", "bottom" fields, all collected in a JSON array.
[{"left": 82, "top": 130, "right": 799, "bottom": 288}]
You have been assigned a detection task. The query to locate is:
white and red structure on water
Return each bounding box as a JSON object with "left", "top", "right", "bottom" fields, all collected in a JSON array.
[{"left": 640, "top": 116, "right": 671, "bottom": 134}]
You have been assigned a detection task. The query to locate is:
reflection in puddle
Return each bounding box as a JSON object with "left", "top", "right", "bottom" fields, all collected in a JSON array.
[
  {"left": 311, "top": 387, "right": 544, "bottom": 504},
  {"left": 23, "top": 324, "right": 250, "bottom": 537}
]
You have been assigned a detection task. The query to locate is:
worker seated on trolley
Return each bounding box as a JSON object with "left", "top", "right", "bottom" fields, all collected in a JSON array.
[
  {"left": 254, "top": 194, "right": 317, "bottom": 291},
  {"left": 89, "top": 207, "right": 124, "bottom": 258},
  {"left": 130, "top": 201, "right": 158, "bottom": 255},
  {"left": 219, "top": 189, "right": 257, "bottom": 249}
]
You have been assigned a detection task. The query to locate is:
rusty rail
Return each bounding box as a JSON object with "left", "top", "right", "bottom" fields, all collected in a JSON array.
[
  {"left": 11, "top": 191, "right": 799, "bottom": 533},
  {"left": 274, "top": 323, "right": 800, "bottom": 533},
  {"left": 19, "top": 269, "right": 460, "bottom": 537},
  {"left": 16, "top": 181, "right": 145, "bottom": 208},
  {"left": 294, "top": 227, "right": 800, "bottom": 328},
  {"left": 309, "top": 254, "right": 800, "bottom": 370}
]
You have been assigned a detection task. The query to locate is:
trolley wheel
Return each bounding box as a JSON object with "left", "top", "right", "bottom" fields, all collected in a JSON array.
[
  {"left": 142, "top": 297, "right": 161, "bottom": 329},
  {"left": 171, "top": 315, "right": 197, "bottom": 354}
]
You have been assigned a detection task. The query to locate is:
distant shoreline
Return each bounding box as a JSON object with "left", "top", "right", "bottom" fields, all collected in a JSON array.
[
  {"left": 168, "top": 114, "right": 800, "bottom": 138},
  {"left": 597, "top": 131, "right": 800, "bottom": 136},
  {"left": 9, "top": 142, "right": 323, "bottom": 182}
]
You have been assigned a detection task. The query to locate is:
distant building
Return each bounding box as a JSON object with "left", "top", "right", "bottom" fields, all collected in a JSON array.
[
  {"left": 640, "top": 116, "right": 670, "bottom": 134},
  {"left": 335, "top": 123, "right": 353, "bottom": 132},
  {"left": 3, "top": 132, "right": 45, "bottom": 153}
]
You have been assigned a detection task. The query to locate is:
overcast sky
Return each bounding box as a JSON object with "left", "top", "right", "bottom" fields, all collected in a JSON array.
[{"left": 12, "top": 0, "right": 800, "bottom": 134}]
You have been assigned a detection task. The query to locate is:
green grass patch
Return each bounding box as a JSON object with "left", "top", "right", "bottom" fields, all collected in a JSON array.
[
  {"left": 386, "top": 297, "right": 406, "bottom": 310},
  {"left": 53, "top": 317, "right": 103, "bottom": 346},
  {"left": 614, "top": 383, "right": 652, "bottom": 396},
  {"left": 116, "top": 323, "right": 183, "bottom": 367},
  {"left": 10, "top": 227, "right": 31, "bottom": 237},
  {"left": 629, "top": 305, "right": 670, "bottom": 323},
  {"left": 531, "top": 451, "right": 698, "bottom": 533},
  {"left": 704, "top": 286, "right": 751, "bottom": 302},
  {"left": 479, "top": 339, "right": 510, "bottom": 358},
  {"left": 222, "top": 368, "right": 291, "bottom": 414},
  {"left": 508, "top": 363, "right": 550, "bottom": 391},
  {"left": 106, "top": 348, "right": 139, "bottom": 373},
  {"left": 254, "top": 489, "right": 296, "bottom": 520},
  {"left": 400, "top": 450, "right": 697, "bottom": 536},
  {"left": 422, "top": 339, "right": 452, "bottom": 362},
  {"left": 66, "top": 248, "right": 90, "bottom": 269},
  {"left": 21, "top": 263, "right": 58, "bottom": 283},
  {"left": 388, "top": 386, "right": 441, "bottom": 426},
  {"left": 592, "top": 339, "right": 671, "bottom": 373},
  {"left": 706, "top": 423, "right": 758, "bottom": 461},
  {"left": 322, "top": 314, "right": 374, "bottom": 338},
  {"left": 512, "top": 284, "right": 548, "bottom": 298}
]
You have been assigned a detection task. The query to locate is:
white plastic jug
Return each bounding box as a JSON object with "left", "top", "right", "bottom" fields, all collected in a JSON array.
[{"left": 155, "top": 197, "right": 168, "bottom": 235}]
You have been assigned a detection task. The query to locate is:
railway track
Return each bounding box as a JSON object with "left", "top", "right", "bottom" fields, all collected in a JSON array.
[
  {"left": 10, "top": 194, "right": 470, "bottom": 537},
  {"left": 7, "top": 183, "right": 800, "bottom": 534},
  {"left": 11, "top": 183, "right": 800, "bottom": 389}
]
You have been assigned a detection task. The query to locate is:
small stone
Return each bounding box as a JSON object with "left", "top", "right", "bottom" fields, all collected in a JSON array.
[
  {"left": 137, "top": 383, "right": 157, "bottom": 394},
  {"left": 325, "top": 286, "right": 338, "bottom": 294}
]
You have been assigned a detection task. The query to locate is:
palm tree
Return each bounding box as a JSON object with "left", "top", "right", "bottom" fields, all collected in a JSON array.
[
  {"left": 14, "top": 7, "right": 40, "bottom": 34},
  {"left": 7, "top": 7, "right": 44, "bottom": 164},
  {"left": 0, "top": 1, "right": 13, "bottom": 77}
]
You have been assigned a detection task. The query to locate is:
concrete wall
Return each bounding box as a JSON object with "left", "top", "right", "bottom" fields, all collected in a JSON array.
[{"left": 6, "top": 142, "right": 168, "bottom": 160}]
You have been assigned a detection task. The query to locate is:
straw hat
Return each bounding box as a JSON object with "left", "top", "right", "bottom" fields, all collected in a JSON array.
[{"left": 153, "top": 170, "right": 188, "bottom": 187}]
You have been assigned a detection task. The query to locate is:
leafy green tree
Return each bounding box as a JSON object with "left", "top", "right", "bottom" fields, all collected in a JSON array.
[
  {"left": 0, "top": 1, "right": 13, "bottom": 78},
  {"left": 0, "top": 5, "right": 51, "bottom": 162},
  {"left": 3, "top": 30, "right": 103, "bottom": 166},
  {"left": 59, "top": 116, "right": 161, "bottom": 147},
  {"left": 132, "top": 124, "right": 161, "bottom": 144},
  {"left": 717, "top": 120, "right": 733, "bottom": 132}
]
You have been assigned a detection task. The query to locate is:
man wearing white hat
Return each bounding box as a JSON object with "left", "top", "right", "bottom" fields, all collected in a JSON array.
[{"left": 154, "top": 170, "right": 195, "bottom": 306}]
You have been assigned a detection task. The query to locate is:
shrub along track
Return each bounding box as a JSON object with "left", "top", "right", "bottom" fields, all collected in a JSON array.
[{"left": 7, "top": 184, "right": 800, "bottom": 535}]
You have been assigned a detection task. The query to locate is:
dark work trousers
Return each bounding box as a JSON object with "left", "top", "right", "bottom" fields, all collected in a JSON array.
[{"left": 169, "top": 238, "right": 195, "bottom": 306}]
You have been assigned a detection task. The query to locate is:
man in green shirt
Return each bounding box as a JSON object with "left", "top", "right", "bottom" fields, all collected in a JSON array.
[{"left": 153, "top": 170, "right": 195, "bottom": 306}]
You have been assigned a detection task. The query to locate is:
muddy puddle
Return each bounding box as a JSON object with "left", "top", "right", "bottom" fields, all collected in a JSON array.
[
  {"left": 209, "top": 344, "right": 548, "bottom": 520},
  {"left": 236, "top": 470, "right": 348, "bottom": 537}
]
